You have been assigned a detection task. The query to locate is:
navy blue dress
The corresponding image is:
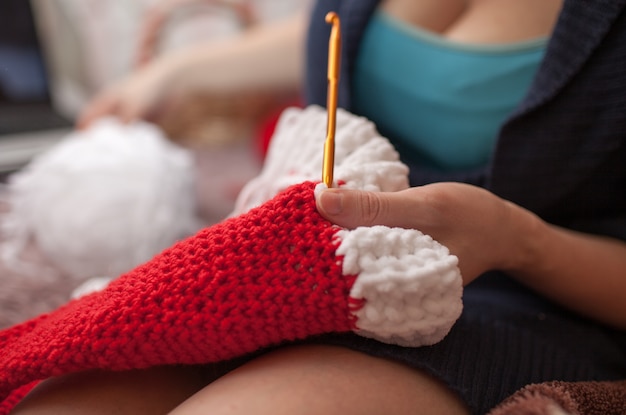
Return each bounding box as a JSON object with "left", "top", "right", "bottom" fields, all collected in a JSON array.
[{"left": 303, "top": 1, "right": 626, "bottom": 413}]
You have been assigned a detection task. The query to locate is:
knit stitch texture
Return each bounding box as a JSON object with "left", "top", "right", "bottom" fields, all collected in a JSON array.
[
  {"left": 0, "top": 106, "right": 464, "bottom": 412},
  {"left": 0, "top": 182, "right": 357, "bottom": 410}
]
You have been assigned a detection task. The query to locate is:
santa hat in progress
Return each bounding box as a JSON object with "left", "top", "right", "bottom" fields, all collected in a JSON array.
[{"left": 0, "top": 106, "right": 463, "bottom": 412}]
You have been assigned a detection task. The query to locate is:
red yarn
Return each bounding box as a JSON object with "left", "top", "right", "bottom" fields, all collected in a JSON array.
[
  {"left": 0, "top": 182, "right": 359, "bottom": 413},
  {"left": 0, "top": 383, "right": 36, "bottom": 414}
]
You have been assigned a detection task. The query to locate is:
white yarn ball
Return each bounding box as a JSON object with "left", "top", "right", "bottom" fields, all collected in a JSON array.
[{"left": 0, "top": 118, "right": 202, "bottom": 281}]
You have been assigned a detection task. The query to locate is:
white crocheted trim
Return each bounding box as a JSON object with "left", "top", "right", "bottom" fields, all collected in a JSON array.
[
  {"left": 232, "top": 105, "right": 409, "bottom": 215},
  {"left": 337, "top": 226, "right": 463, "bottom": 347}
]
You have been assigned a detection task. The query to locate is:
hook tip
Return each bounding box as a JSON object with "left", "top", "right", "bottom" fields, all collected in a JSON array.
[{"left": 325, "top": 11, "right": 338, "bottom": 24}]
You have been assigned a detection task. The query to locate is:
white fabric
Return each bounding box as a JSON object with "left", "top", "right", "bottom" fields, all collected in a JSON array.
[
  {"left": 70, "top": 276, "right": 114, "bottom": 299},
  {"left": 232, "top": 105, "right": 409, "bottom": 215},
  {"left": 337, "top": 226, "right": 462, "bottom": 347},
  {"left": 0, "top": 119, "right": 201, "bottom": 281}
]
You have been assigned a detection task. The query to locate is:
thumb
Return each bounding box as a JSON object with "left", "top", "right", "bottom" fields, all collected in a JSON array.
[{"left": 316, "top": 188, "right": 395, "bottom": 229}]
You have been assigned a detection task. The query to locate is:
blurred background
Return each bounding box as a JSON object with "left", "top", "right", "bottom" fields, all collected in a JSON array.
[
  {"left": 0, "top": 0, "right": 308, "bottom": 173},
  {"left": 0, "top": 0, "right": 310, "bottom": 329}
]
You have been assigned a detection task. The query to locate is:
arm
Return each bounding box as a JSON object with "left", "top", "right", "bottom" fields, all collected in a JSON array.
[
  {"left": 514, "top": 218, "right": 626, "bottom": 329},
  {"left": 162, "top": 11, "right": 306, "bottom": 95},
  {"left": 78, "top": 12, "right": 307, "bottom": 128},
  {"left": 315, "top": 183, "right": 626, "bottom": 329}
]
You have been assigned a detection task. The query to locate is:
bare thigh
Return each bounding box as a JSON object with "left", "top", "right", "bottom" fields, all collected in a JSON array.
[
  {"left": 9, "top": 366, "right": 209, "bottom": 415},
  {"left": 169, "top": 345, "right": 470, "bottom": 415}
]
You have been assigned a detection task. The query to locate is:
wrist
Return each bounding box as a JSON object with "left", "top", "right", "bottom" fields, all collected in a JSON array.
[
  {"left": 157, "top": 47, "right": 204, "bottom": 94},
  {"left": 500, "top": 201, "right": 546, "bottom": 275}
]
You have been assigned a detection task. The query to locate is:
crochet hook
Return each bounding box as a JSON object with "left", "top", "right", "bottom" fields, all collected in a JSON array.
[{"left": 322, "top": 11, "right": 341, "bottom": 188}]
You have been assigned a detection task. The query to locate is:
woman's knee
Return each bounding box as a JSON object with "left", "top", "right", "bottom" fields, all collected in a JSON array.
[{"left": 169, "top": 344, "right": 470, "bottom": 415}]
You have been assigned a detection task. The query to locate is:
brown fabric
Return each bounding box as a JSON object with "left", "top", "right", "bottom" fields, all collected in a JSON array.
[{"left": 488, "top": 380, "right": 626, "bottom": 415}]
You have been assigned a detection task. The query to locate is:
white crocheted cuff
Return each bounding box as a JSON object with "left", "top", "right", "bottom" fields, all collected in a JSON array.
[
  {"left": 337, "top": 225, "right": 463, "bottom": 347},
  {"left": 232, "top": 105, "right": 409, "bottom": 215}
]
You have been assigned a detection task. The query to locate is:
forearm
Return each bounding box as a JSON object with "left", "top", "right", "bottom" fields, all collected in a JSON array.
[
  {"left": 161, "top": 12, "right": 306, "bottom": 95},
  {"left": 510, "top": 210, "right": 626, "bottom": 329}
]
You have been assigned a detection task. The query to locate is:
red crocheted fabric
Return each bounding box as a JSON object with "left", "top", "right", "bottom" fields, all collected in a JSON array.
[{"left": 0, "top": 182, "right": 359, "bottom": 413}]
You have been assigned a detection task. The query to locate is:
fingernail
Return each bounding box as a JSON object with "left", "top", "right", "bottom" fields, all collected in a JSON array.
[{"left": 320, "top": 190, "right": 343, "bottom": 215}]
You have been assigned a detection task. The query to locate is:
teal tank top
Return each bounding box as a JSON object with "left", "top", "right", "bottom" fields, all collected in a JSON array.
[{"left": 352, "top": 10, "right": 548, "bottom": 170}]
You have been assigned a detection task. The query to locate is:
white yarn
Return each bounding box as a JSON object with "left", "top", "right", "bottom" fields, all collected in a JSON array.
[
  {"left": 232, "top": 105, "right": 409, "bottom": 215},
  {"left": 336, "top": 226, "right": 463, "bottom": 347},
  {"left": 0, "top": 118, "right": 201, "bottom": 282},
  {"left": 70, "top": 276, "right": 114, "bottom": 299}
]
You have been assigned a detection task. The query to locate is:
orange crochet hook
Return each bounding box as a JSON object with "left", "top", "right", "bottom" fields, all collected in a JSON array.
[{"left": 322, "top": 12, "right": 341, "bottom": 188}]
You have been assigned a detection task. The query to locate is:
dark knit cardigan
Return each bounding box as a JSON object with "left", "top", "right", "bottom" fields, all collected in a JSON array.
[{"left": 305, "top": 0, "right": 626, "bottom": 242}]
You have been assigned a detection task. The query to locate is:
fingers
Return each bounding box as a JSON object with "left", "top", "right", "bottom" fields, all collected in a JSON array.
[
  {"left": 76, "top": 93, "right": 121, "bottom": 130},
  {"left": 316, "top": 183, "right": 525, "bottom": 285},
  {"left": 76, "top": 67, "right": 165, "bottom": 129},
  {"left": 76, "top": 86, "right": 148, "bottom": 130},
  {"left": 316, "top": 188, "right": 415, "bottom": 230}
]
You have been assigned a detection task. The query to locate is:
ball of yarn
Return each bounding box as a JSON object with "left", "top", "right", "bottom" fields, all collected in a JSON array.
[{"left": 0, "top": 118, "right": 202, "bottom": 281}]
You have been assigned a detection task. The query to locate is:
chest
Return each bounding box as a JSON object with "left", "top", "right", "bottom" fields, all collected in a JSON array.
[
  {"left": 351, "top": 8, "right": 547, "bottom": 170},
  {"left": 381, "top": 0, "right": 563, "bottom": 44}
]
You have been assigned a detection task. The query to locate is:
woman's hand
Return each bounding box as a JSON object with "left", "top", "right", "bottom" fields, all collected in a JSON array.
[
  {"left": 77, "top": 12, "right": 305, "bottom": 131},
  {"left": 315, "top": 183, "right": 538, "bottom": 285},
  {"left": 77, "top": 58, "right": 181, "bottom": 129},
  {"left": 317, "top": 182, "right": 626, "bottom": 328}
]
